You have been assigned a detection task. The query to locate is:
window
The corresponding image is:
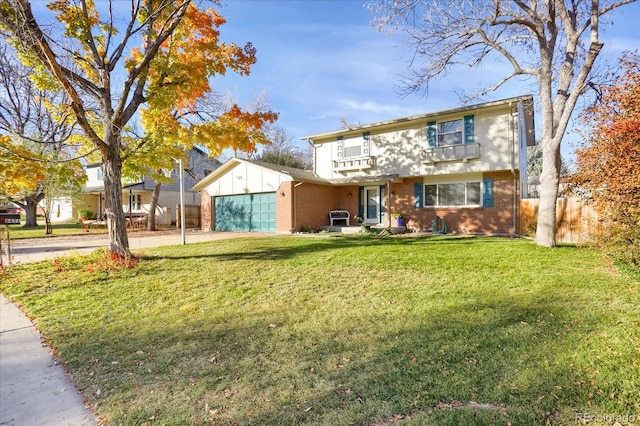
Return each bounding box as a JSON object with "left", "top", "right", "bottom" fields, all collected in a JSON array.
[
  {"left": 97, "top": 168, "right": 103, "bottom": 181},
  {"left": 427, "top": 115, "right": 475, "bottom": 148},
  {"left": 336, "top": 133, "right": 371, "bottom": 159},
  {"left": 437, "top": 119, "right": 463, "bottom": 146},
  {"left": 424, "top": 182, "right": 482, "bottom": 207},
  {"left": 129, "top": 194, "right": 142, "bottom": 210}
]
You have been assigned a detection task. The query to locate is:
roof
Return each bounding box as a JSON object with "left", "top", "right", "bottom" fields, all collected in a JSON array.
[
  {"left": 192, "top": 158, "right": 412, "bottom": 191},
  {"left": 192, "top": 157, "right": 326, "bottom": 191},
  {"left": 301, "top": 95, "right": 534, "bottom": 141}
]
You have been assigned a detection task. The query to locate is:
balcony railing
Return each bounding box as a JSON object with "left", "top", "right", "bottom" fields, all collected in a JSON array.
[
  {"left": 332, "top": 156, "right": 375, "bottom": 172},
  {"left": 420, "top": 143, "right": 481, "bottom": 164}
]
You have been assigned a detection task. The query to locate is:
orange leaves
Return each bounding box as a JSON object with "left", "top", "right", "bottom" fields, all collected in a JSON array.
[
  {"left": 189, "top": 105, "right": 278, "bottom": 157},
  {"left": 571, "top": 51, "right": 640, "bottom": 256}
]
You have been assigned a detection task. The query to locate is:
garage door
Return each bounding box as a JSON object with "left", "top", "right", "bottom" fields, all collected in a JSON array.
[{"left": 214, "top": 192, "right": 276, "bottom": 232}]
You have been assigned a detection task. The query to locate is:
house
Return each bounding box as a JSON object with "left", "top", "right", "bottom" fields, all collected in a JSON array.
[
  {"left": 51, "top": 148, "right": 221, "bottom": 225},
  {"left": 193, "top": 95, "right": 535, "bottom": 235}
]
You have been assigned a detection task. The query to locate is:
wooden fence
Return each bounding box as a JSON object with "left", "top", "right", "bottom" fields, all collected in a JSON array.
[
  {"left": 520, "top": 198, "right": 600, "bottom": 243},
  {"left": 176, "top": 204, "right": 201, "bottom": 229}
]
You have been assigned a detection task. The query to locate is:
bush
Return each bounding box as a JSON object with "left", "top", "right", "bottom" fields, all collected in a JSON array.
[{"left": 78, "top": 208, "right": 93, "bottom": 220}]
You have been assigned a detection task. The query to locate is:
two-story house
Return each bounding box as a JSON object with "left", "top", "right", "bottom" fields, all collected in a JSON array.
[
  {"left": 193, "top": 95, "right": 534, "bottom": 235},
  {"left": 51, "top": 148, "right": 221, "bottom": 225}
]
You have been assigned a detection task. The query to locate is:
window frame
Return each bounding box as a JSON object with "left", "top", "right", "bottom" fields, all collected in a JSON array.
[
  {"left": 423, "top": 181, "right": 482, "bottom": 207},
  {"left": 436, "top": 119, "right": 464, "bottom": 147},
  {"left": 336, "top": 133, "right": 372, "bottom": 159}
]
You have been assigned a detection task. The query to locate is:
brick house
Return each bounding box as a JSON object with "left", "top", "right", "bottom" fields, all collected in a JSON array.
[{"left": 193, "top": 95, "right": 535, "bottom": 235}]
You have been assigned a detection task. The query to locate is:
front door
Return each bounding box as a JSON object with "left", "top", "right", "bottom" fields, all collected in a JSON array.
[{"left": 364, "top": 186, "right": 380, "bottom": 224}]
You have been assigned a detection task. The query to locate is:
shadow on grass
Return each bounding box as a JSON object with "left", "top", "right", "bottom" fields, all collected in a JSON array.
[
  {"left": 145, "top": 235, "right": 534, "bottom": 263},
  {"left": 57, "top": 284, "right": 613, "bottom": 425}
]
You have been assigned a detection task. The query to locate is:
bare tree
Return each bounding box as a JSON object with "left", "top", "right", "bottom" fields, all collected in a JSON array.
[
  {"left": 257, "top": 126, "right": 313, "bottom": 170},
  {"left": 369, "top": 0, "right": 636, "bottom": 247},
  {"left": 0, "top": 45, "right": 81, "bottom": 229}
]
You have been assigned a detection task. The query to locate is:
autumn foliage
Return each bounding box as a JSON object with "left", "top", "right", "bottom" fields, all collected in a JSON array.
[{"left": 571, "top": 51, "right": 640, "bottom": 273}]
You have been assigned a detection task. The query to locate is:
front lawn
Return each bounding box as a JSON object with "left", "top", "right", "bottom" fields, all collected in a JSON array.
[
  {"left": 1, "top": 236, "right": 638, "bottom": 425},
  {"left": 5, "top": 221, "right": 99, "bottom": 239}
]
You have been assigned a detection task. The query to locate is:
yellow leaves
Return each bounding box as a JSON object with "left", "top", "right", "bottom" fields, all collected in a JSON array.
[{"left": 0, "top": 135, "right": 47, "bottom": 196}]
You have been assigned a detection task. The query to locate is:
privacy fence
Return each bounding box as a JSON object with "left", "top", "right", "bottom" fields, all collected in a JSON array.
[{"left": 519, "top": 198, "right": 600, "bottom": 244}]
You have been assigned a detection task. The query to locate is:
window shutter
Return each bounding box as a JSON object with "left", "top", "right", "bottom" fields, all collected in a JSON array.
[
  {"left": 337, "top": 136, "right": 343, "bottom": 158},
  {"left": 363, "top": 132, "right": 370, "bottom": 156},
  {"left": 427, "top": 121, "right": 436, "bottom": 148},
  {"left": 464, "top": 115, "right": 474, "bottom": 144},
  {"left": 483, "top": 178, "right": 494, "bottom": 207},
  {"left": 414, "top": 182, "right": 423, "bottom": 208},
  {"left": 358, "top": 186, "right": 364, "bottom": 218}
]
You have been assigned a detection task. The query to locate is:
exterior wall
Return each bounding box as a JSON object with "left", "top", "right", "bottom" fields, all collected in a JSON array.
[
  {"left": 200, "top": 189, "right": 213, "bottom": 232},
  {"left": 388, "top": 171, "right": 518, "bottom": 235},
  {"left": 312, "top": 102, "right": 520, "bottom": 181},
  {"left": 291, "top": 182, "right": 340, "bottom": 231},
  {"left": 202, "top": 162, "right": 292, "bottom": 196}
]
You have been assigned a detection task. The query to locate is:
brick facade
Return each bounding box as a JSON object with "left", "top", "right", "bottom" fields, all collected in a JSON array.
[{"left": 387, "top": 171, "right": 518, "bottom": 235}]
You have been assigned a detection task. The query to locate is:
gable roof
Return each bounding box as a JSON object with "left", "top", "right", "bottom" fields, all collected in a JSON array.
[
  {"left": 192, "top": 157, "right": 327, "bottom": 191},
  {"left": 301, "top": 95, "right": 534, "bottom": 142}
]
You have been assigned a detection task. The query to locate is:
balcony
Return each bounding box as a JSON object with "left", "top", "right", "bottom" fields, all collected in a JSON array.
[
  {"left": 420, "top": 143, "right": 481, "bottom": 164},
  {"left": 332, "top": 156, "right": 375, "bottom": 172}
]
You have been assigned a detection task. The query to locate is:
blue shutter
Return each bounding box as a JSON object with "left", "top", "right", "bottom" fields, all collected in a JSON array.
[
  {"left": 358, "top": 186, "right": 364, "bottom": 218},
  {"left": 414, "top": 182, "right": 423, "bottom": 208},
  {"left": 427, "top": 121, "right": 437, "bottom": 148},
  {"left": 483, "top": 178, "right": 494, "bottom": 207},
  {"left": 362, "top": 132, "right": 370, "bottom": 155},
  {"left": 464, "top": 115, "right": 474, "bottom": 144}
]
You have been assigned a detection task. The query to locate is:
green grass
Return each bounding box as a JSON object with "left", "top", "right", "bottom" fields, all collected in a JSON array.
[
  {"left": 1, "top": 235, "right": 638, "bottom": 425},
  {"left": 5, "top": 221, "right": 101, "bottom": 239}
]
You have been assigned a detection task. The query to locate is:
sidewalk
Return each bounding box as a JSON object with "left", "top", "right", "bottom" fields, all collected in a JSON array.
[
  {"left": 0, "top": 294, "right": 97, "bottom": 425},
  {"left": 1, "top": 230, "right": 272, "bottom": 425}
]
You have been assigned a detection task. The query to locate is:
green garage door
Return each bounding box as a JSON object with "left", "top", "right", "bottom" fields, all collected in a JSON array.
[{"left": 214, "top": 192, "right": 276, "bottom": 232}]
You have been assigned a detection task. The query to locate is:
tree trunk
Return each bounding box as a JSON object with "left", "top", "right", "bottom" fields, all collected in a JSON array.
[
  {"left": 535, "top": 140, "right": 562, "bottom": 247},
  {"left": 21, "top": 195, "right": 42, "bottom": 227},
  {"left": 147, "top": 180, "right": 162, "bottom": 231},
  {"left": 102, "top": 153, "right": 130, "bottom": 257}
]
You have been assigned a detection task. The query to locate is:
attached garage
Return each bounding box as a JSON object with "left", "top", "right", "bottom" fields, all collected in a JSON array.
[{"left": 214, "top": 192, "right": 276, "bottom": 232}]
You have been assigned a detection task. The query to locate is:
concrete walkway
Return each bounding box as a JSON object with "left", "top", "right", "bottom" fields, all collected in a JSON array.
[{"left": 0, "top": 230, "right": 272, "bottom": 425}]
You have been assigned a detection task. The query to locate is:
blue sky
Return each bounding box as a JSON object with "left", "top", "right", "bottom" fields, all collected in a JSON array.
[{"left": 213, "top": 0, "right": 640, "bottom": 157}]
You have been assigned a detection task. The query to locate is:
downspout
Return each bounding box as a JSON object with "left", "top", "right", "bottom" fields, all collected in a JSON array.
[
  {"left": 509, "top": 102, "right": 518, "bottom": 235},
  {"left": 293, "top": 181, "right": 304, "bottom": 231},
  {"left": 387, "top": 180, "right": 392, "bottom": 228}
]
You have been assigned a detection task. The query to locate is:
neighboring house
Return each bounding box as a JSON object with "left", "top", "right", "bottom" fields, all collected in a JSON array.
[
  {"left": 51, "top": 148, "right": 221, "bottom": 225},
  {"left": 193, "top": 95, "right": 535, "bottom": 235}
]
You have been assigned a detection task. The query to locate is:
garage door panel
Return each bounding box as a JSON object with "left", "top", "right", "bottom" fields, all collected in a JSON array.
[{"left": 214, "top": 192, "right": 275, "bottom": 232}]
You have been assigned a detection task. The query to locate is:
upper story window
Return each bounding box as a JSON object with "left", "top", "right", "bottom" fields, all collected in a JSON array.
[
  {"left": 336, "top": 132, "right": 371, "bottom": 158},
  {"left": 437, "top": 120, "right": 463, "bottom": 146},
  {"left": 427, "top": 115, "right": 475, "bottom": 148},
  {"left": 97, "top": 168, "right": 103, "bottom": 181}
]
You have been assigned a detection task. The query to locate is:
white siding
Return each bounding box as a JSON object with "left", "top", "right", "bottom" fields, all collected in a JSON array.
[
  {"left": 312, "top": 103, "right": 521, "bottom": 179},
  {"left": 202, "top": 162, "right": 293, "bottom": 196}
]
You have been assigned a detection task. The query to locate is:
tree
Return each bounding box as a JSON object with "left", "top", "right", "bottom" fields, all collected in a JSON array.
[
  {"left": 256, "top": 126, "right": 313, "bottom": 170},
  {"left": 570, "top": 51, "right": 640, "bottom": 272},
  {"left": 0, "top": 46, "right": 84, "bottom": 229},
  {"left": 369, "top": 0, "right": 636, "bottom": 247},
  {"left": 0, "top": 0, "right": 276, "bottom": 257}
]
